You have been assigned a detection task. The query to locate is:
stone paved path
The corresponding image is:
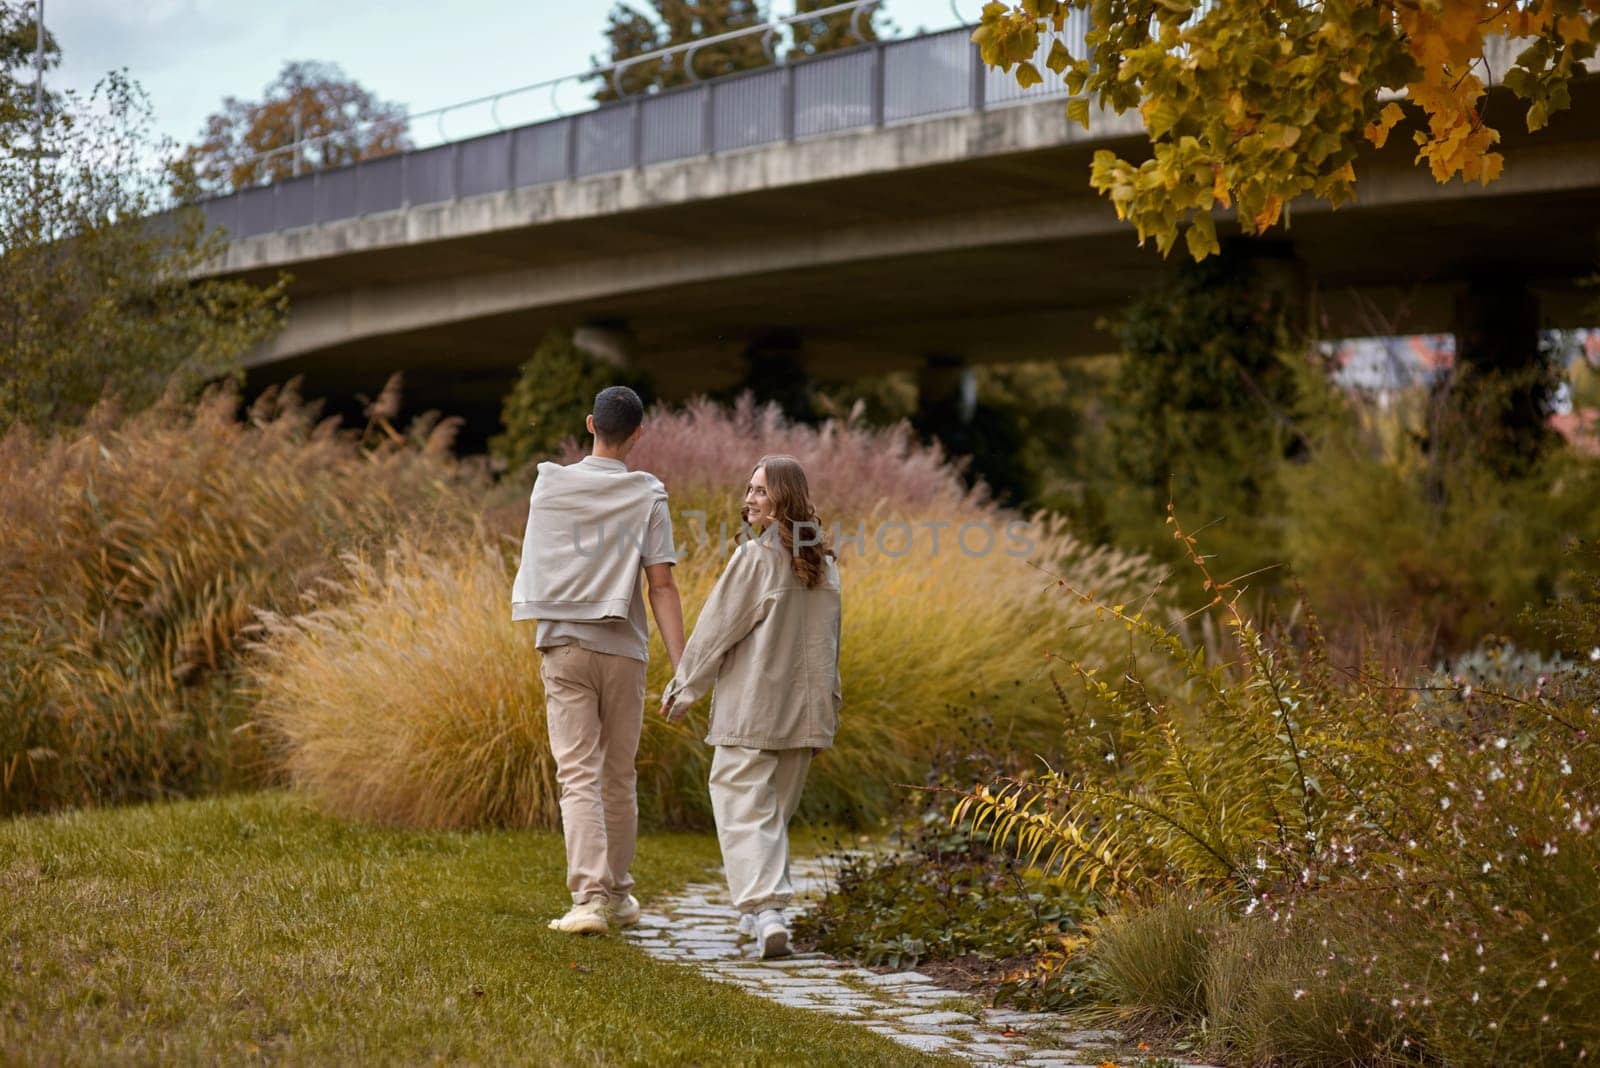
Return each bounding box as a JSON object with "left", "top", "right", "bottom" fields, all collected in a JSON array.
[{"left": 625, "top": 855, "right": 1220, "bottom": 1067}]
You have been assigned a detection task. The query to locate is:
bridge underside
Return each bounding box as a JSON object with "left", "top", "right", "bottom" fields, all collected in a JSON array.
[{"left": 218, "top": 89, "right": 1600, "bottom": 441}]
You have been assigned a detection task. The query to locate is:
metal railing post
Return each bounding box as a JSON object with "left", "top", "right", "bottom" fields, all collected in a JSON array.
[
  {"left": 451, "top": 141, "right": 462, "bottom": 201},
  {"left": 871, "top": 41, "right": 886, "bottom": 126},
  {"left": 565, "top": 118, "right": 579, "bottom": 180},
  {"left": 781, "top": 64, "right": 796, "bottom": 142},
  {"left": 970, "top": 35, "right": 986, "bottom": 110},
  {"left": 630, "top": 98, "right": 643, "bottom": 169},
  {"left": 400, "top": 151, "right": 410, "bottom": 209},
  {"left": 702, "top": 84, "right": 715, "bottom": 155}
]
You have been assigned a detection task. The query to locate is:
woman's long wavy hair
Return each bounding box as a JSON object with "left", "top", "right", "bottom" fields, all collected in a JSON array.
[{"left": 741, "top": 454, "right": 834, "bottom": 588}]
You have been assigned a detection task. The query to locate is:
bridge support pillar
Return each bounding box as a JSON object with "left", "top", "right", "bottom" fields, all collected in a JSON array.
[
  {"left": 1446, "top": 279, "right": 1552, "bottom": 473},
  {"left": 914, "top": 354, "right": 976, "bottom": 429},
  {"left": 1221, "top": 237, "right": 1314, "bottom": 339},
  {"left": 734, "top": 330, "right": 814, "bottom": 421},
  {"left": 1453, "top": 279, "right": 1540, "bottom": 376}
]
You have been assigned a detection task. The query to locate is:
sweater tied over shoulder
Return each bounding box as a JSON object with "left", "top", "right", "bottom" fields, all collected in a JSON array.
[{"left": 511, "top": 457, "right": 667, "bottom": 624}]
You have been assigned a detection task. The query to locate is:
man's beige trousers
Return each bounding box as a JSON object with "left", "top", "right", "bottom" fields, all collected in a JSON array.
[
  {"left": 540, "top": 644, "right": 648, "bottom": 904},
  {"left": 708, "top": 745, "right": 813, "bottom": 914}
]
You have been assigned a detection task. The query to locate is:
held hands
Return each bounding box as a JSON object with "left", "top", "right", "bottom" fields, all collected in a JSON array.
[{"left": 658, "top": 695, "right": 685, "bottom": 722}]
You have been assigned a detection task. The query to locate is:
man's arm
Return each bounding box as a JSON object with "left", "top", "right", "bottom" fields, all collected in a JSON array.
[{"left": 645, "top": 563, "right": 685, "bottom": 671}]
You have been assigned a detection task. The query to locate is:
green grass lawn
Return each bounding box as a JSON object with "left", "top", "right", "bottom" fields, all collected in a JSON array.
[{"left": 0, "top": 792, "right": 948, "bottom": 1066}]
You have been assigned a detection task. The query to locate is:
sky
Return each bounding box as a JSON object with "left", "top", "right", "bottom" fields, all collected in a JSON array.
[{"left": 48, "top": 0, "right": 977, "bottom": 155}]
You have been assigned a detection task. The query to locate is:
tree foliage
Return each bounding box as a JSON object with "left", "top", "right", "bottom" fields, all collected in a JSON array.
[
  {"left": 0, "top": 0, "right": 58, "bottom": 138},
  {"left": 0, "top": 70, "right": 285, "bottom": 434},
  {"left": 179, "top": 60, "right": 410, "bottom": 196},
  {"left": 973, "top": 0, "right": 1600, "bottom": 258},
  {"left": 592, "top": 0, "right": 887, "bottom": 101},
  {"left": 490, "top": 329, "right": 653, "bottom": 473},
  {"left": 1102, "top": 255, "right": 1308, "bottom": 577}
]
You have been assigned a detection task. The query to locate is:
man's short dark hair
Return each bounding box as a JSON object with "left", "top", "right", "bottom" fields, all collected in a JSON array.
[{"left": 592, "top": 386, "right": 644, "bottom": 445}]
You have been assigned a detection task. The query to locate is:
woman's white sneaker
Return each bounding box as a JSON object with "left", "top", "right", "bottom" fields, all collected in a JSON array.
[
  {"left": 756, "top": 909, "right": 791, "bottom": 958},
  {"left": 606, "top": 893, "right": 642, "bottom": 928},
  {"left": 548, "top": 899, "right": 609, "bottom": 935}
]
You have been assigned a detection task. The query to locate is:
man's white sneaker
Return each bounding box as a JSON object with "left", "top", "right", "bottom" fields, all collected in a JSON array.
[
  {"left": 737, "top": 912, "right": 757, "bottom": 939},
  {"left": 606, "top": 894, "right": 641, "bottom": 928},
  {"left": 756, "top": 908, "right": 791, "bottom": 959},
  {"left": 547, "top": 899, "right": 609, "bottom": 935}
]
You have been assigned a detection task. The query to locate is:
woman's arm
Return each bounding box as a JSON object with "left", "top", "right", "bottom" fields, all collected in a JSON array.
[
  {"left": 660, "top": 546, "right": 771, "bottom": 719},
  {"left": 831, "top": 607, "right": 843, "bottom": 714}
]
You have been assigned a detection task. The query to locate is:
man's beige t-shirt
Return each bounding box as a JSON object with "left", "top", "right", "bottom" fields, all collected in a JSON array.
[{"left": 535, "top": 456, "right": 676, "bottom": 663}]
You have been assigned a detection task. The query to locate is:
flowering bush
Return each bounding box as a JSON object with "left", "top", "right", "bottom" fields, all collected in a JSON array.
[{"left": 953, "top": 512, "right": 1600, "bottom": 1064}]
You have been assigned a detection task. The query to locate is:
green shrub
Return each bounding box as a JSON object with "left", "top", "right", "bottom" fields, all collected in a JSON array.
[
  {"left": 794, "top": 744, "right": 1098, "bottom": 976},
  {"left": 489, "top": 329, "right": 652, "bottom": 474},
  {"left": 1281, "top": 428, "right": 1600, "bottom": 656},
  {"left": 0, "top": 382, "right": 483, "bottom": 815},
  {"left": 1084, "top": 891, "right": 1225, "bottom": 1028},
  {"left": 793, "top": 825, "right": 1090, "bottom": 973}
]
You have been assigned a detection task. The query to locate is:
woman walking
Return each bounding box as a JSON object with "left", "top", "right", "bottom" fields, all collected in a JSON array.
[{"left": 659, "top": 454, "right": 842, "bottom": 958}]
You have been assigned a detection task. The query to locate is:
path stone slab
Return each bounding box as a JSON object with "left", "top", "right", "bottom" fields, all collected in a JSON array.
[
  {"left": 896, "top": 1010, "right": 970, "bottom": 1025},
  {"left": 1058, "top": 1028, "right": 1119, "bottom": 1044},
  {"left": 860, "top": 971, "right": 935, "bottom": 986}
]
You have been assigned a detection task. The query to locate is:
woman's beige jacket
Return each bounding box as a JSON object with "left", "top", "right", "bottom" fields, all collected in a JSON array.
[{"left": 664, "top": 529, "right": 842, "bottom": 751}]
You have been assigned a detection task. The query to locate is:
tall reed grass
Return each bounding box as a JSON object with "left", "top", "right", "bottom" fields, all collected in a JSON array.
[
  {"left": 0, "top": 381, "right": 483, "bottom": 814},
  {"left": 253, "top": 400, "right": 1165, "bottom": 831}
]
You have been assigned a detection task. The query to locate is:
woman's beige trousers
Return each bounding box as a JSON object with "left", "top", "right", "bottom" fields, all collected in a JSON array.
[{"left": 709, "top": 745, "right": 813, "bottom": 914}]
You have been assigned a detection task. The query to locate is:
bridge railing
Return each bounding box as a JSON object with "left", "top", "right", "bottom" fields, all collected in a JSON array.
[{"left": 204, "top": 18, "right": 1086, "bottom": 242}]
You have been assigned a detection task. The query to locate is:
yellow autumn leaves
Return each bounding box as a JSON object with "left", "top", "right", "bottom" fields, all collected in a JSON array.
[{"left": 974, "top": 0, "right": 1600, "bottom": 259}]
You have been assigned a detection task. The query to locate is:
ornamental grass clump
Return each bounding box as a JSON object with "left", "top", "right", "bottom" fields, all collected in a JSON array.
[
  {"left": 953, "top": 514, "right": 1600, "bottom": 1065},
  {"left": 252, "top": 398, "right": 1167, "bottom": 832},
  {"left": 1083, "top": 890, "right": 1224, "bottom": 1029},
  {"left": 0, "top": 380, "right": 483, "bottom": 815}
]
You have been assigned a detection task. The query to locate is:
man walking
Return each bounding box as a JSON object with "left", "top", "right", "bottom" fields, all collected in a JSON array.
[{"left": 512, "top": 386, "right": 685, "bottom": 934}]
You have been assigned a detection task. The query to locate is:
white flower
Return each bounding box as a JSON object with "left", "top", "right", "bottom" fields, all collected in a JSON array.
[
  {"left": 1590, "top": 646, "right": 1599, "bottom": 662},
  {"left": 1495, "top": 737, "right": 1509, "bottom": 750}
]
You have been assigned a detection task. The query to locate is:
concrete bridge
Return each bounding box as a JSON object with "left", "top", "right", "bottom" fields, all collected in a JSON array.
[{"left": 199, "top": 23, "right": 1600, "bottom": 431}]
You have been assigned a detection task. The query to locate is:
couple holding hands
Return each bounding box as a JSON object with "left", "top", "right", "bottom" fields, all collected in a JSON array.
[{"left": 511, "top": 386, "right": 842, "bottom": 959}]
